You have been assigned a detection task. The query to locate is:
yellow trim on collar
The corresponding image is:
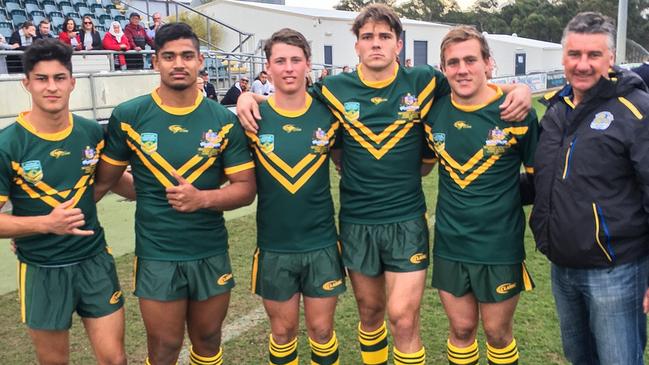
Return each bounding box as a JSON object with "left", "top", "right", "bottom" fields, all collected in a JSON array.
[
  {"left": 267, "top": 93, "right": 313, "bottom": 118},
  {"left": 357, "top": 63, "right": 398, "bottom": 89},
  {"left": 16, "top": 112, "right": 73, "bottom": 141},
  {"left": 151, "top": 88, "right": 203, "bottom": 115},
  {"left": 451, "top": 84, "right": 504, "bottom": 112}
]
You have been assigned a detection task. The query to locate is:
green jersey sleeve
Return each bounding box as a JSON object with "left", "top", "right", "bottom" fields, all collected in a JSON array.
[
  {"left": 102, "top": 108, "right": 131, "bottom": 166},
  {"left": 222, "top": 117, "right": 254, "bottom": 175},
  {"left": 519, "top": 109, "right": 539, "bottom": 174},
  {"left": 0, "top": 148, "right": 12, "bottom": 202}
]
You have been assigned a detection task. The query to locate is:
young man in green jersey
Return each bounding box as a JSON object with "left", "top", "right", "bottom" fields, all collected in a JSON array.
[
  {"left": 0, "top": 38, "right": 126, "bottom": 365},
  {"left": 94, "top": 23, "right": 256, "bottom": 365},
  {"left": 248, "top": 28, "right": 345, "bottom": 365},
  {"left": 238, "top": 5, "right": 532, "bottom": 365},
  {"left": 425, "top": 26, "right": 538, "bottom": 365}
]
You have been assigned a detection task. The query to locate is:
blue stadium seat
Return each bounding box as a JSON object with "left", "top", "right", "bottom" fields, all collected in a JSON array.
[
  {"left": 50, "top": 12, "right": 64, "bottom": 28},
  {"left": 25, "top": 4, "right": 42, "bottom": 14},
  {"left": 77, "top": 6, "right": 90, "bottom": 15},
  {"left": 5, "top": 3, "right": 23, "bottom": 13},
  {"left": 108, "top": 8, "right": 121, "bottom": 18},
  {"left": 4, "top": 0, "right": 21, "bottom": 5},
  {"left": 41, "top": 0, "right": 55, "bottom": 5},
  {"left": 68, "top": 13, "right": 81, "bottom": 23},
  {"left": 100, "top": 17, "right": 111, "bottom": 28},
  {"left": 0, "top": 22, "right": 13, "bottom": 38},
  {"left": 114, "top": 14, "right": 124, "bottom": 21},
  {"left": 25, "top": 0, "right": 40, "bottom": 5},
  {"left": 30, "top": 9, "right": 45, "bottom": 17},
  {"left": 43, "top": 4, "right": 58, "bottom": 14},
  {"left": 98, "top": 13, "right": 110, "bottom": 22},
  {"left": 100, "top": 0, "right": 113, "bottom": 7},
  {"left": 91, "top": 4, "right": 104, "bottom": 14},
  {"left": 119, "top": 19, "right": 127, "bottom": 29},
  {"left": 60, "top": 5, "right": 75, "bottom": 14},
  {"left": 0, "top": 11, "right": 7, "bottom": 22},
  {"left": 31, "top": 14, "right": 45, "bottom": 25},
  {"left": 72, "top": 0, "right": 86, "bottom": 8},
  {"left": 11, "top": 14, "right": 28, "bottom": 28},
  {"left": 94, "top": 24, "right": 103, "bottom": 31}
]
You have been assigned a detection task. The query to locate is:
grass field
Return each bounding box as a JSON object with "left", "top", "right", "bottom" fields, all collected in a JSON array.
[{"left": 0, "top": 95, "right": 578, "bottom": 364}]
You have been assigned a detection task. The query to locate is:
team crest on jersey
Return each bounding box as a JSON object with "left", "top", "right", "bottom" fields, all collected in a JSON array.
[
  {"left": 483, "top": 127, "right": 510, "bottom": 155},
  {"left": 49, "top": 149, "right": 70, "bottom": 159},
  {"left": 141, "top": 133, "right": 158, "bottom": 155},
  {"left": 371, "top": 97, "right": 387, "bottom": 105},
  {"left": 21, "top": 160, "right": 43, "bottom": 184},
  {"left": 398, "top": 93, "right": 420, "bottom": 121},
  {"left": 344, "top": 101, "right": 360, "bottom": 120},
  {"left": 198, "top": 129, "right": 223, "bottom": 157},
  {"left": 432, "top": 133, "right": 446, "bottom": 152},
  {"left": 259, "top": 134, "right": 275, "bottom": 154},
  {"left": 590, "top": 111, "right": 614, "bottom": 130},
  {"left": 169, "top": 125, "right": 188, "bottom": 134},
  {"left": 81, "top": 146, "right": 99, "bottom": 174},
  {"left": 282, "top": 124, "right": 302, "bottom": 133},
  {"left": 311, "top": 128, "right": 330, "bottom": 154},
  {"left": 454, "top": 121, "right": 472, "bottom": 130}
]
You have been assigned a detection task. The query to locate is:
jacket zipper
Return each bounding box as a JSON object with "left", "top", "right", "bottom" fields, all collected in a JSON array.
[
  {"left": 561, "top": 136, "right": 577, "bottom": 180},
  {"left": 592, "top": 202, "right": 615, "bottom": 262}
]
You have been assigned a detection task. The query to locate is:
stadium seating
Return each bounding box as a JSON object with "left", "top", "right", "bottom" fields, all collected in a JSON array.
[
  {"left": 10, "top": 10, "right": 27, "bottom": 28},
  {"left": 32, "top": 15, "right": 46, "bottom": 26},
  {"left": 0, "top": 12, "right": 7, "bottom": 23},
  {"left": 43, "top": 4, "right": 59, "bottom": 14},
  {"left": 77, "top": 6, "right": 91, "bottom": 15},
  {"left": 5, "top": 2, "right": 23, "bottom": 14},
  {"left": 25, "top": 4, "right": 41, "bottom": 15},
  {"left": 0, "top": 22, "right": 13, "bottom": 38}
]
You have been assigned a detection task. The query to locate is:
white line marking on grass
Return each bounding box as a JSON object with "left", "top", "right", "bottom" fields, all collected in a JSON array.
[{"left": 177, "top": 306, "right": 267, "bottom": 364}]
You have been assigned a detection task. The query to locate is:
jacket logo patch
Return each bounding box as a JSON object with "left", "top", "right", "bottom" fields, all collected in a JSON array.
[
  {"left": 21, "top": 160, "right": 43, "bottom": 183},
  {"left": 169, "top": 125, "right": 188, "bottom": 134},
  {"left": 217, "top": 273, "right": 233, "bottom": 285},
  {"left": 322, "top": 279, "right": 343, "bottom": 291},
  {"left": 590, "top": 111, "right": 614, "bottom": 130},
  {"left": 50, "top": 149, "right": 70, "bottom": 158},
  {"left": 109, "top": 290, "right": 123, "bottom": 305},
  {"left": 259, "top": 134, "right": 275, "bottom": 153},
  {"left": 344, "top": 101, "right": 360, "bottom": 120},
  {"left": 409, "top": 253, "right": 428, "bottom": 264},
  {"left": 141, "top": 133, "right": 158, "bottom": 154},
  {"left": 496, "top": 282, "right": 517, "bottom": 294},
  {"left": 454, "top": 121, "right": 472, "bottom": 129},
  {"left": 282, "top": 124, "right": 302, "bottom": 133}
]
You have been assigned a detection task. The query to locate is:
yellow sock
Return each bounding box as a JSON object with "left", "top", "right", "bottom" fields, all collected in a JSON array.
[
  {"left": 269, "top": 334, "right": 299, "bottom": 365},
  {"left": 487, "top": 339, "right": 519, "bottom": 365},
  {"left": 358, "top": 321, "right": 388, "bottom": 365},
  {"left": 189, "top": 346, "right": 222, "bottom": 365},
  {"left": 447, "top": 339, "right": 479, "bottom": 365},
  {"left": 393, "top": 346, "right": 425, "bottom": 365},
  {"left": 309, "top": 331, "right": 339, "bottom": 365}
]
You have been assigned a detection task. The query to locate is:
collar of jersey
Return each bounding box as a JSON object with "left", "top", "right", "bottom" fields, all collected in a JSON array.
[
  {"left": 267, "top": 93, "right": 312, "bottom": 118},
  {"left": 450, "top": 84, "right": 503, "bottom": 112},
  {"left": 151, "top": 88, "right": 203, "bottom": 115},
  {"left": 357, "top": 63, "right": 398, "bottom": 89},
  {"left": 16, "top": 111, "right": 73, "bottom": 141}
]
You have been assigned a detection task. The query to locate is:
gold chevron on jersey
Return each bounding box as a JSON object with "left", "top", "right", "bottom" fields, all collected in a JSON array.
[
  {"left": 119, "top": 122, "right": 232, "bottom": 187},
  {"left": 321, "top": 77, "right": 435, "bottom": 160},
  {"left": 246, "top": 122, "right": 338, "bottom": 194}
]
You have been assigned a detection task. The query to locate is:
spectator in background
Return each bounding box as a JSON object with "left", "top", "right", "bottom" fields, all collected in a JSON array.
[
  {"left": 342, "top": 65, "right": 351, "bottom": 73},
  {"left": 36, "top": 20, "right": 54, "bottom": 40},
  {"left": 8, "top": 21, "right": 36, "bottom": 73},
  {"left": 59, "top": 18, "right": 82, "bottom": 51},
  {"left": 146, "top": 12, "right": 162, "bottom": 42},
  {"left": 196, "top": 77, "right": 207, "bottom": 96},
  {"left": 0, "top": 33, "right": 18, "bottom": 73},
  {"left": 80, "top": 16, "right": 102, "bottom": 50},
  {"left": 124, "top": 12, "right": 154, "bottom": 70},
  {"left": 200, "top": 69, "right": 217, "bottom": 100},
  {"left": 251, "top": 70, "right": 272, "bottom": 96},
  {"left": 102, "top": 21, "right": 130, "bottom": 70},
  {"left": 220, "top": 76, "right": 249, "bottom": 105},
  {"left": 317, "top": 68, "right": 328, "bottom": 82},
  {"left": 405, "top": 58, "right": 413, "bottom": 67}
]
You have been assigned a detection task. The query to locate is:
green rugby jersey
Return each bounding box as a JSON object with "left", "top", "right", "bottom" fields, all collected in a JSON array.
[
  {"left": 247, "top": 94, "right": 339, "bottom": 253},
  {"left": 102, "top": 90, "right": 254, "bottom": 261},
  {"left": 0, "top": 113, "right": 106, "bottom": 266},
  {"left": 312, "top": 64, "right": 449, "bottom": 224},
  {"left": 425, "top": 85, "right": 538, "bottom": 264}
]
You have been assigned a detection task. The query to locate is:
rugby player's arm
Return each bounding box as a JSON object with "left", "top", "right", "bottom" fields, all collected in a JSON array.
[
  {"left": 499, "top": 83, "right": 532, "bottom": 122},
  {"left": 94, "top": 160, "right": 135, "bottom": 201},
  {"left": 166, "top": 169, "right": 256, "bottom": 212},
  {"left": 0, "top": 199, "right": 93, "bottom": 238},
  {"left": 236, "top": 92, "right": 268, "bottom": 133}
]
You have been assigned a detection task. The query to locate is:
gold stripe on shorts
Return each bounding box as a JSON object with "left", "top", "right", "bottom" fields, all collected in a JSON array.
[
  {"left": 250, "top": 248, "right": 260, "bottom": 293},
  {"left": 132, "top": 256, "right": 138, "bottom": 291},
  {"left": 18, "top": 261, "right": 27, "bottom": 323},
  {"left": 522, "top": 262, "right": 534, "bottom": 291}
]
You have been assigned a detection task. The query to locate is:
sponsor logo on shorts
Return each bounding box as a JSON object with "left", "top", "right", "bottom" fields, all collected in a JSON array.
[
  {"left": 49, "top": 149, "right": 70, "bottom": 158},
  {"left": 409, "top": 253, "right": 427, "bottom": 264},
  {"left": 169, "top": 125, "right": 188, "bottom": 134},
  {"left": 217, "top": 273, "right": 233, "bottom": 286},
  {"left": 109, "top": 290, "right": 123, "bottom": 304},
  {"left": 496, "top": 282, "right": 517, "bottom": 294},
  {"left": 322, "top": 279, "right": 343, "bottom": 291}
]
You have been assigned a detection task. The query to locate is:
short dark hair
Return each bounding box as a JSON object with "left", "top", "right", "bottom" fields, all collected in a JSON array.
[
  {"left": 39, "top": 19, "right": 50, "bottom": 26},
  {"left": 22, "top": 20, "right": 34, "bottom": 29},
  {"left": 22, "top": 38, "right": 73, "bottom": 75},
  {"left": 154, "top": 22, "right": 200, "bottom": 53},
  {"left": 263, "top": 28, "right": 311, "bottom": 61},
  {"left": 351, "top": 4, "right": 402, "bottom": 39}
]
